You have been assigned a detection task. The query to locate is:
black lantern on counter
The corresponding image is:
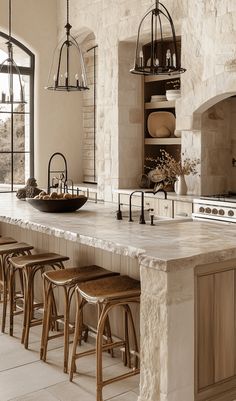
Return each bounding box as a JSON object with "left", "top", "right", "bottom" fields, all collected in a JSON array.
[
  {"left": 45, "top": 0, "right": 89, "bottom": 92},
  {"left": 130, "top": 0, "right": 186, "bottom": 76},
  {"left": 0, "top": 0, "right": 26, "bottom": 104}
]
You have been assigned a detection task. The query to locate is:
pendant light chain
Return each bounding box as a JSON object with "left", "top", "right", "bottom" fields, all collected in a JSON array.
[
  {"left": 67, "top": 0, "right": 69, "bottom": 25},
  {"left": 8, "top": 0, "right": 12, "bottom": 41}
]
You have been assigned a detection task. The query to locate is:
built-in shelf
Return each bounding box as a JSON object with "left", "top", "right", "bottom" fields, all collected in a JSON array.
[
  {"left": 145, "top": 100, "right": 176, "bottom": 109},
  {"left": 145, "top": 137, "right": 181, "bottom": 145},
  {"left": 145, "top": 73, "right": 180, "bottom": 83}
]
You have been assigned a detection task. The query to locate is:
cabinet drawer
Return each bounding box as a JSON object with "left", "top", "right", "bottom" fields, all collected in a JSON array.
[
  {"left": 119, "top": 194, "right": 130, "bottom": 205},
  {"left": 144, "top": 197, "right": 155, "bottom": 210},
  {"left": 155, "top": 199, "right": 173, "bottom": 218},
  {"left": 174, "top": 201, "right": 192, "bottom": 218}
]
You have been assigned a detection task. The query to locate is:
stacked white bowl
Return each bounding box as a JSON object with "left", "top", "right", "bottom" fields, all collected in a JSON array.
[
  {"left": 150, "top": 94, "right": 166, "bottom": 102},
  {"left": 166, "top": 89, "right": 181, "bottom": 101}
]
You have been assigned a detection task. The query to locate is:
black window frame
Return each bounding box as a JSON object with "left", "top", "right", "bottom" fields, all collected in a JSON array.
[{"left": 0, "top": 31, "right": 35, "bottom": 192}]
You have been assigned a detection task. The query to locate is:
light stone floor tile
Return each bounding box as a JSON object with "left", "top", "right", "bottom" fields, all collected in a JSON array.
[
  {"left": 0, "top": 304, "right": 139, "bottom": 401},
  {"left": 9, "top": 389, "right": 59, "bottom": 401},
  {"left": 0, "top": 362, "right": 66, "bottom": 401},
  {"left": 107, "top": 391, "right": 138, "bottom": 401},
  {"left": 0, "top": 335, "right": 39, "bottom": 372},
  {"left": 132, "top": 387, "right": 140, "bottom": 395}
]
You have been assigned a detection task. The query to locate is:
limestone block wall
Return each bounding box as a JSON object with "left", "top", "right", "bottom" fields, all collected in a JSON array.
[
  {"left": 118, "top": 42, "right": 143, "bottom": 189},
  {"left": 201, "top": 98, "right": 232, "bottom": 195},
  {"left": 178, "top": 0, "right": 236, "bottom": 131},
  {"left": 57, "top": 0, "right": 185, "bottom": 201},
  {"left": 81, "top": 34, "right": 97, "bottom": 183},
  {"left": 182, "top": 97, "right": 236, "bottom": 196},
  {"left": 56, "top": 0, "right": 236, "bottom": 198}
]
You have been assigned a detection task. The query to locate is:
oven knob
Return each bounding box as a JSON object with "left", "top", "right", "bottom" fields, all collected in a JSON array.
[
  {"left": 212, "top": 208, "right": 218, "bottom": 215},
  {"left": 199, "top": 207, "right": 205, "bottom": 213},
  {"left": 219, "top": 209, "right": 225, "bottom": 216},
  {"left": 205, "top": 207, "right": 211, "bottom": 214},
  {"left": 228, "top": 210, "right": 234, "bottom": 217}
]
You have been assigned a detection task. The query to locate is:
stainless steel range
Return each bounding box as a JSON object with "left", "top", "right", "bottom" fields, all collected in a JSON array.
[{"left": 193, "top": 194, "right": 236, "bottom": 223}]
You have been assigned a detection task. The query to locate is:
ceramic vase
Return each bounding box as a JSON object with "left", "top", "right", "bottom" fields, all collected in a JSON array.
[{"left": 174, "top": 174, "right": 187, "bottom": 195}]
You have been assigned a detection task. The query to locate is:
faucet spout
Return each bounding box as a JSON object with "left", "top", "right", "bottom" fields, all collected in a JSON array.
[
  {"left": 145, "top": 188, "right": 167, "bottom": 199},
  {"left": 129, "top": 190, "right": 146, "bottom": 224}
]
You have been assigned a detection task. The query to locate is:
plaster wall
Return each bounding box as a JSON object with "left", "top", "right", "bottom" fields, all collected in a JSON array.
[{"left": 0, "top": 0, "right": 84, "bottom": 188}]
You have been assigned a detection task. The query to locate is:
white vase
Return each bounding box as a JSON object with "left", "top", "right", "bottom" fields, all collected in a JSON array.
[{"left": 175, "top": 175, "right": 187, "bottom": 195}]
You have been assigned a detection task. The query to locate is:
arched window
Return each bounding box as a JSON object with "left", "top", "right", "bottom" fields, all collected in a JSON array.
[{"left": 0, "top": 32, "right": 34, "bottom": 192}]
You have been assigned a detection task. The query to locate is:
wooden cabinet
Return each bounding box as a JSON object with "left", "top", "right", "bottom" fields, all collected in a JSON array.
[
  {"left": 195, "top": 261, "right": 236, "bottom": 401},
  {"left": 155, "top": 199, "right": 173, "bottom": 218},
  {"left": 118, "top": 192, "right": 193, "bottom": 219},
  {"left": 174, "top": 200, "right": 192, "bottom": 218}
]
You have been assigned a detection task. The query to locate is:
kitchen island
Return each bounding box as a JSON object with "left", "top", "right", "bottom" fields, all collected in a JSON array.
[{"left": 1, "top": 194, "right": 236, "bottom": 401}]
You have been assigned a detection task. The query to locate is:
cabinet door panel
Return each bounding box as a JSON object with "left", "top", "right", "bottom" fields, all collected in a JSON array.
[
  {"left": 119, "top": 194, "right": 130, "bottom": 205},
  {"left": 174, "top": 200, "right": 192, "bottom": 218},
  {"left": 197, "top": 275, "right": 214, "bottom": 390},
  {"left": 157, "top": 199, "right": 173, "bottom": 218},
  {"left": 214, "top": 270, "right": 235, "bottom": 383}
]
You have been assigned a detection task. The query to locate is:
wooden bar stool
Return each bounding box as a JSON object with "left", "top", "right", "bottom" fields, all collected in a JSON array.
[
  {"left": 0, "top": 242, "right": 33, "bottom": 334},
  {"left": 40, "top": 265, "right": 119, "bottom": 373},
  {"left": 0, "top": 237, "right": 17, "bottom": 246},
  {"left": 69, "top": 275, "right": 140, "bottom": 401},
  {"left": 0, "top": 237, "right": 17, "bottom": 303},
  {"left": 9, "top": 252, "right": 69, "bottom": 348}
]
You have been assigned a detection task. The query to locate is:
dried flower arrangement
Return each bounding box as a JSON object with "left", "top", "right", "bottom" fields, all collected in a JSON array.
[{"left": 145, "top": 150, "right": 200, "bottom": 187}]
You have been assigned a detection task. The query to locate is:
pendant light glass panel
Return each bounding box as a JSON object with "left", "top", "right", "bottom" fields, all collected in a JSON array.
[
  {"left": 0, "top": 0, "right": 26, "bottom": 104},
  {"left": 46, "top": 35, "right": 88, "bottom": 91},
  {"left": 0, "top": 56, "right": 26, "bottom": 104},
  {"left": 46, "top": 0, "right": 88, "bottom": 92},
  {"left": 130, "top": 1, "right": 186, "bottom": 76}
]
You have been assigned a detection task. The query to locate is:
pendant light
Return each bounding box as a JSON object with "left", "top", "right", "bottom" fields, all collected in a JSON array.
[
  {"left": 0, "top": 0, "right": 26, "bottom": 104},
  {"left": 46, "top": 0, "right": 89, "bottom": 92},
  {"left": 130, "top": 0, "right": 186, "bottom": 76}
]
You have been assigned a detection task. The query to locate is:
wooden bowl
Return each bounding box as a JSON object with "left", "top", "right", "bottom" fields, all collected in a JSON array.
[
  {"left": 147, "top": 111, "right": 176, "bottom": 137},
  {"left": 26, "top": 196, "right": 87, "bottom": 213}
]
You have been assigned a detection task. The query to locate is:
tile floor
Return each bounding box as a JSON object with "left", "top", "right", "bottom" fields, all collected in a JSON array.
[{"left": 0, "top": 304, "right": 139, "bottom": 401}]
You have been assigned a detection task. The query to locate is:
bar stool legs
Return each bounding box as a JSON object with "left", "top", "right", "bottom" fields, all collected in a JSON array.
[
  {"left": 22, "top": 261, "right": 65, "bottom": 349},
  {"left": 0, "top": 243, "right": 33, "bottom": 334},
  {"left": 40, "top": 278, "right": 75, "bottom": 373},
  {"left": 40, "top": 265, "right": 119, "bottom": 373},
  {"left": 69, "top": 275, "right": 140, "bottom": 401},
  {"left": 9, "top": 253, "right": 69, "bottom": 349}
]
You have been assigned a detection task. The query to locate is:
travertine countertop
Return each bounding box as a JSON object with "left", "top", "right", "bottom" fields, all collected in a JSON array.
[{"left": 0, "top": 193, "right": 236, "bottom": 270}]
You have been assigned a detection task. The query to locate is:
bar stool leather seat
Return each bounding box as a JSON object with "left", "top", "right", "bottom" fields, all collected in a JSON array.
[{"left": 0, "top": 237, "right": 17, "bottom": 245}]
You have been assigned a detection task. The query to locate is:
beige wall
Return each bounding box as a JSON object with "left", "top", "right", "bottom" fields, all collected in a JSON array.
[{"left": 0, "top": 0, "right": 84, "bottom": 189}]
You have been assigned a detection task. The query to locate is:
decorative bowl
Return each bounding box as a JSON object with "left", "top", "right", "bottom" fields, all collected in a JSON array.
[
  {"left": 166, "top": 89, "right": 181, "bottom": 101},
  {"left": 147, "top": 111, "right": 176, "bottom": 138},
  {"left": 151, "top": 95, "right": 166, "bottom": 102},
  {"left": 174, "top": 129, "right": 182, "bottom": 138},
  {"left": 26, "top": 196, "right": 87, "bottom": 213}
]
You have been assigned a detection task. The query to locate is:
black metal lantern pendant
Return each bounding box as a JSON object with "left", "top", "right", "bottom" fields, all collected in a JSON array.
[
  {"left": 130, "top": 0, "right": 186, "bottom": 76},
  {"left": 0, "top": 0, "right": 26, "bottom": 104},
  {"left": 46, "top": 0, "right": 89, "bottom": 92}
]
